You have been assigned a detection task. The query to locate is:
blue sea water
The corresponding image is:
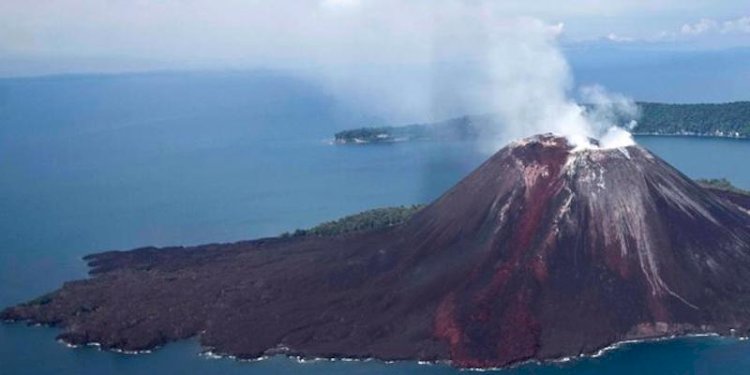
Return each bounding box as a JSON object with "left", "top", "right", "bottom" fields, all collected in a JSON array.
[{"left": 1, "top": 72, "right": 750, "bottom": 374}]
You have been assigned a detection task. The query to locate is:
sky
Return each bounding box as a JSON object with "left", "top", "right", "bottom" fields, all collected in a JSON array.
[
  {"left": 0, "top": 0, "right": 749, "bottom": 77},
  {"left": 0, "top": 0, "right": 748, "bottom": 128}
]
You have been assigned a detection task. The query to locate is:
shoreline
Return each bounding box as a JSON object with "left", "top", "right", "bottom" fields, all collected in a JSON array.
[
  {"left": 632, "top": 133, "right": 749, "bottom": 140},
  {"left": 333, "top": 132, "right": 750, "bottom": 145},
  {"left": 195, "top": 331, "right": 747, "bottom": 371},
  {"left": 16, "top": 317, "right": 738, "bottom": 372}
]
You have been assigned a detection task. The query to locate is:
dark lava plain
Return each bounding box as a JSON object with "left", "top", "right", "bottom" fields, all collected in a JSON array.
[{"left": 4, "top": 134, "right": 750, "bottom": 368}]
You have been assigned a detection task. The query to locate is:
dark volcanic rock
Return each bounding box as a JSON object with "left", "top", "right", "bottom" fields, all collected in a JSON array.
[{"left": 4, "top": 134, "right": 750, "bottom": 368}]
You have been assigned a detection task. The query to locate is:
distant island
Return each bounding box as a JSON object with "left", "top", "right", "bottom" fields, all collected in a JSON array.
[
  {"left": 697, "top": 178, "right": 750, "bottom": 195},
  {"left": 334, "top": 102, "right": 750, "bottom": 144}
]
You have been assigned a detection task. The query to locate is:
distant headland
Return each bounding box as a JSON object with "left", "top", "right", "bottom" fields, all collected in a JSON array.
[{"left": 334, "top": 102, "right": 750, "bottom": 144}]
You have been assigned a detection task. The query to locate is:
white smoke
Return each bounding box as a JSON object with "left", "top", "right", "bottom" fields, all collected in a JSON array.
[
  {"left": 580, "top": 85, "right": 640, "bottom": 148},
  {"left": 305, "top": 4, "right": 641, "bottom": 151},
  {"left": 470, "top": 16, "right": 639, "bottom": 151},
  {"left": 293, "top": 2, "right": 642, "bottom": 150}
]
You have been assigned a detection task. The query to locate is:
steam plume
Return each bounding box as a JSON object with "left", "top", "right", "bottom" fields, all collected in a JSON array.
[
  {"left": 472, "top": 17, "right": 639, "bottom": 150},
  {"left": 310, "top": 3, "right": 639, "bottom": 151}
]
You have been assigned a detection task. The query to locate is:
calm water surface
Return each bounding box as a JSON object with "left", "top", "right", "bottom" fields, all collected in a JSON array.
[{"left": 1, "top": 73, "right": 749, "bottom": 374}]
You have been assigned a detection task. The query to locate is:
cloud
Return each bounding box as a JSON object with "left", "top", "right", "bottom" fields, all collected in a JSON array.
[
  {"left": 591, "top": 14, "right": 750, "bottom": 46},
  {"left": 0, "top": 1, "right": 744, "bottom": 67},
  {"left": 321, "top": 0, "right": 361, "bottom": 9},
  {"left": 680, "top": 15, "right": 750, "bottom": 35},
  {"left": 719, "top": 16, "right": 750, "bottom": 33},
  {"left": 605, "top": 33, "right": 635, "bottom": 43},
  {"left": 680, "top": 18, "right": 719, "bottom": 35}
]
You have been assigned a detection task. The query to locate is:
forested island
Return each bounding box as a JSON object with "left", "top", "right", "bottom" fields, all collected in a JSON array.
[
  {"left": 697, "top": 178, "right": 750, "bottom": 195},
  {"left": 334, "top": 102, "right": 750, "bottom": 144}
]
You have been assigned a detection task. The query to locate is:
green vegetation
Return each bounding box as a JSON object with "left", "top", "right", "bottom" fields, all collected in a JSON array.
[
  {"left": 334, "top": 127, "right": 398, "bottom": 143},
  {"left": 334, "top": 115, "right": 489, "bottom": 144},
  {"left": 24, "top": 293, "right": 54, "bottom": 306},
  {"left": 282, "top": 204, "right": 425, "bottom": 238},
  {"left": 334, "top": 102, "right": 750, "bottom": 144},
  {"left": 635, "top": 102, "right": 750, "bottom": 137},
  {"left": 334, "top": 125, "right": 430, "bottom": 143},
  {"left": 696, "top": 178, "right": 750, "bottom": 195},
  {"left": 280, "top": 178, "right": 747, "bottom": 240}
]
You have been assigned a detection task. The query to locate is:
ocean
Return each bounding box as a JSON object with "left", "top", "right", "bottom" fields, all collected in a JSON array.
[{"left": 1, "top": 72, "right": 749, "bottom": 374}]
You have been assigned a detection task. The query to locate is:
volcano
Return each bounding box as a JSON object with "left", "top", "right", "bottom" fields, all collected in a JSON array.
[{"left": 4, "top": 134, "right": 750, "bottom": 368}]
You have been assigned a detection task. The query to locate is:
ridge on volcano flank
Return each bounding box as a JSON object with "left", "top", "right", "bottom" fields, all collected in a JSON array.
[{"left": 4, "top": 134, "right": 750, "bottom": 369}]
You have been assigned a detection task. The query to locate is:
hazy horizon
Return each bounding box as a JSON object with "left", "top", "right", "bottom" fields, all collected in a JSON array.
[
  {"left": 2, "top": 1, "right": 749, "bottom": 76},
  {"left": 2, "top": 1, "right": 749, "bottom": 129}
]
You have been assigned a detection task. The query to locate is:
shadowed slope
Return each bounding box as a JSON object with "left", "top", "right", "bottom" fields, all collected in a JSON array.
[{"left": 4, "top": 134, "right": 750, "bottom": 368}]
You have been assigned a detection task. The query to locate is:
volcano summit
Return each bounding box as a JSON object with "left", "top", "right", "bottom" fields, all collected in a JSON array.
[{"left": 4, "top": 134, "right": 750, "bottom": 368}]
